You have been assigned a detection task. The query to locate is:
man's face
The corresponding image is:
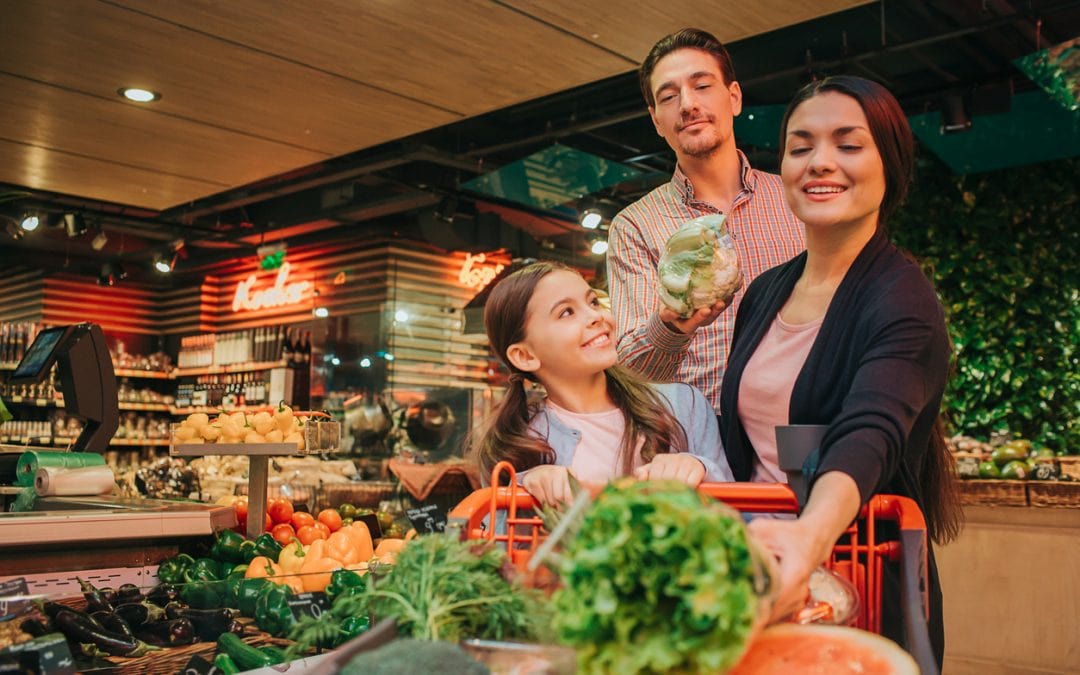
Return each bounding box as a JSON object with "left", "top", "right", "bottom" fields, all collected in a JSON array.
[{"left": 648, "top": 48, "right": 743, "bottom": 160}]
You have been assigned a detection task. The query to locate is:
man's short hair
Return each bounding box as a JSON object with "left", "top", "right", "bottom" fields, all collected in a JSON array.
[{"left": 639, "top": 28, "right": 737, "bottom": 108}]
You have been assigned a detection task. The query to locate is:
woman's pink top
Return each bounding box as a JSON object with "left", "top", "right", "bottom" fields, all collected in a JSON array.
[{"left": 737, "top": 313, "right": 823, "bottom": 483}]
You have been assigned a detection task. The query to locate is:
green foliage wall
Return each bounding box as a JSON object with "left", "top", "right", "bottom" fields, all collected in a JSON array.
[{"left": 891, "top": 155, "right": 1080, "bottom": 453}]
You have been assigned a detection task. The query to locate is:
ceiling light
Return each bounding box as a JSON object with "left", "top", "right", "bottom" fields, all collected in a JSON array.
[
  {"left": 98, "top": 261, "right": 126, "bottom": 286},
  {"left": 91, "top": 229, "right": 109, "bottom": 251},
  {"left": 359, "top": 357, "right": 372, "bottom": 368},
  {"left": 330, "top": 356, "right": 341, "bottom": 366},
  {"left": 590, "top": 238, "right": 609, "bottom": 255},
  {"left": 153, "top": 254, "right": 174, "bottom": 274},
  {"left": 118, "top": 87, "right": 161, "bottom": 103},
  {"left": 19, "top": 214, "right": 40, "bottom": 232},
  {"left": 580, "top": 209, "right": 603, "bottom": 230},
  {"left": 61, "top": 213, "right": 89, "bottom": 238},
  {"left": 940, "top": 94, "right": 972, "bottom": 134},
  {"left": 394, "top": 310, "right": 409, "bottom": 323},
  {"left": 313, "top": 307, "right": 329, "bottom": 318}
]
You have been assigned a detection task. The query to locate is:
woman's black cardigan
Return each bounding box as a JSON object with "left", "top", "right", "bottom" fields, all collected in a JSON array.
[{"left": 719, "top": 227, "right": 951, "bottom": 663}]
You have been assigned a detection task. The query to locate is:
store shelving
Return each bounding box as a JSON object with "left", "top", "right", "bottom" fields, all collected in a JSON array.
[{"left": 172, "top": 360, "right": 288, "bottom": 378}]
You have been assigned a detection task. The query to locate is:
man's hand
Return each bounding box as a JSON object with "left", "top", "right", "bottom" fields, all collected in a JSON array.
[
  {"left": 521, "top": 465, "right": 573, "bottom": 507},
  {"left": 659, "top": 298, "right": 731, "bottom": 335},
  {"left": 634, "top": 454, "right": 706, "bottom": 486}
]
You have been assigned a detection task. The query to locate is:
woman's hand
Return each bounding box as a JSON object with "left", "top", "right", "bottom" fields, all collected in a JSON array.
[
  {"left": 520, "top": 465, "right": 573, "bottom": 507},
  {"left": 634, "top": 454, "right": 706, "bottom": 486},
  {"left": 747, "top": 517, "right": 825, "bottom": 622}
]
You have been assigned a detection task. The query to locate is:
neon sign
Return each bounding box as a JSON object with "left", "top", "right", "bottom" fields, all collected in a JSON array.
[
  {"left": 458, "top": 253, "right": 505, "bottom": 290},
  {"left": 232, "top": 262, "right": 312, "bottom": 312}
]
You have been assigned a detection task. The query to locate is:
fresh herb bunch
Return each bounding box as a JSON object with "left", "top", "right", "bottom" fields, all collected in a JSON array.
[
  {"left": 553, "top": 480, "right": 773, "bottom": 674},
  {"left": 299, "top": 533, "right": 544, "bottom": 646}
]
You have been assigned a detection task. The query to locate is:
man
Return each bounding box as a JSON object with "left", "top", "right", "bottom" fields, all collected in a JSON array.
[{"left": 609, "top": 28, "right": 805, "bottom": 412}]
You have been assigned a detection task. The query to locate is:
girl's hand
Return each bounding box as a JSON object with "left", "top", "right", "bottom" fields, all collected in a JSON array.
[
  {"left": 634, "top": 454, "right": 706, "bottom": 486},
  {"left": 746, "top": 517, "right": 826, "bottom": 622},
  {"left": 521, "top": 465, "right": 573, "bottom": 507}
]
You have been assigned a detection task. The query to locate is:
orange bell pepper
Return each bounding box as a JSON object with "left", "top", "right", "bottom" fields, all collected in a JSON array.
[
  {"left": 245, "top": 556, "right": 276, "bottom": 579},
  {"left": 326, "top": 530, "right": 362, "bottom": 566},
  {"left": 299, "top": 555, "right": 343, "bottom": 592},
  {"left": 345, "top": 522, "right": 374, "bottom": 561}
]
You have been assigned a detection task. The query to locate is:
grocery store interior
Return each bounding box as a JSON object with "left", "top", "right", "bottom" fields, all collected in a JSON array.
[{"left": 0, "top": 1, "right": 1078, "bottom": 673}]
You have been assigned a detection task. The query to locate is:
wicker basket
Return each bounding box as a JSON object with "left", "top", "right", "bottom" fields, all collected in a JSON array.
[
  {"left": 1057, "top": 456, "right": 1080, "bottom": 481},
  {"left": 958, "top": 479, "right": 1029, "bottom": 507},
  {"left": 321, "top": 480, "right": 399, "bottom": 510},
  {"left": 1027, "top": 481, "right": 1080, "bottom": 508}
]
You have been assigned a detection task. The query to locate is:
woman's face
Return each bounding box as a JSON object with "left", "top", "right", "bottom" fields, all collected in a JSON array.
[
  {"left": 781, "top": 91, "right": 886, "bottom": 234},
  {"left": 510, "top": 270, "right": 617, "bottom": 383}
]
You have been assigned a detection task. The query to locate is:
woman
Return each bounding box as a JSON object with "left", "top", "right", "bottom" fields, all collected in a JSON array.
[
  {"left": 719, "top": 76, "right": 961, "bottom": 664},
  {"left": 473, "top": 262, "right": 730, "bottom": 505}
]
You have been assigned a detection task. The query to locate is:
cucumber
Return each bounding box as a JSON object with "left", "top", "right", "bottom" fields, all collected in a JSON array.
[
  {"left": 217, "top": 633, "right": 274, "bottom": 670},
  {"left": 259, "top": 645, "right": 288, "bottom": 665},
  {"left": 213, "top": 653, "right": 241, "bottom": 675}
]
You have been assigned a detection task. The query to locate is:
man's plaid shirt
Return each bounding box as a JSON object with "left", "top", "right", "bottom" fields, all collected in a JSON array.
[{"left": 608, "top": 152, "right": 805, "bottom": 412}]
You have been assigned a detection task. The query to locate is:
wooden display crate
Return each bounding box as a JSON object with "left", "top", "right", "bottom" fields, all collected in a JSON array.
[
  {"left": 957, "top": 479, "right": 1029, "bottom": 507},
  {"left": 1057, "top": 456, "right": 1080, "bottom": 481}
]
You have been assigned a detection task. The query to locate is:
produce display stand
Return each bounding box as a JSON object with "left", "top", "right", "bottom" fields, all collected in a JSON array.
[{"left": 449, "top": 462, "right": 939, "bottom": 675}]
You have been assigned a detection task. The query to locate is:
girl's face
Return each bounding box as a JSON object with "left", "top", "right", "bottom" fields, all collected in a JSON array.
[
  {"left": 781, "top": 91, "right": 886, "bottom": 234},
  {"left": 508, "top": 270, "right": 617, "bottom": 382}
]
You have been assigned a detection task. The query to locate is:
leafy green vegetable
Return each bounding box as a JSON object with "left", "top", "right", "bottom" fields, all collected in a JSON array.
[
  {"left": 553, "top": 480, "right": 772, "bottom": 675},
  {"left": 657, "top": 214, "right": 742, "bottom": 318}
]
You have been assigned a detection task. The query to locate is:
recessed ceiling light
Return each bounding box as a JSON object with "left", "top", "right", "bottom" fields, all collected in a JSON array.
[{"left": 118, "top": 87, "right": 161, "bottom": 103}]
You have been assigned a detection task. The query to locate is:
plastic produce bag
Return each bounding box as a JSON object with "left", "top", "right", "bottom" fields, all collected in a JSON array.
[{"left": 657, "top": 214, "right": 742, "bottom": 318}]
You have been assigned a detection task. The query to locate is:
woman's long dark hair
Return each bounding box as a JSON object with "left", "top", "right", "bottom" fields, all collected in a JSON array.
[
  {"left": 471, "top": 261, "right": 687, "bottom": 481},
  {"left": 781, "top": 76, "right": 962, "bottom": 545}
]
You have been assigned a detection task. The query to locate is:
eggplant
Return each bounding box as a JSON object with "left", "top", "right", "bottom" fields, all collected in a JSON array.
[
  {"left": 77, "top": 578, "right": 113, "bottom": 613},
  {"left": 53, "top": 608, "right": 156, "bottom": 657},
  {"left": 113, "top": 601, "right": 166, "bottom": 628},
  {"left": 90, "top": 610, "right": 135, "bottom": 639},
  {"left": 136, "top": 618, "right": 196, "bottom": 647},
  {"left": 146, "top": 583, "right": 181, "bottom": 607},
  {"left": 19, "top": 618, "right": 52, "bottom": 637},
  {"left": 116, "top": 583, "right": 142, "bottom": 604},
  {"left": 164, "top": 606, "right": 240, "bottom": 642}
]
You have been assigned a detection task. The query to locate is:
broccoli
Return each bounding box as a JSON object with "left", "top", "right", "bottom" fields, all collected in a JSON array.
[{"left": 657, "top": 214, "right": 742, "bottom": 318}]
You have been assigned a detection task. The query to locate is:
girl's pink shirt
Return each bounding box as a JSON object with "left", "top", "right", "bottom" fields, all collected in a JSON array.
[
  {"left": 737, "top": 313, "right": 823, "bottom": 483},
  {"left": 546, "top": 401, "right": 645, "bottom": 483}
]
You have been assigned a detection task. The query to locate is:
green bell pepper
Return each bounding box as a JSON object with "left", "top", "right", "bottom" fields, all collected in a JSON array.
[
  {"left": 156, "top": 553, "right": 195, "bottom": 585},
  {"left": 227, "top": 564, "right": 249, "bottom": 578},
  {"left": 183, "top": 558, "right": 222, "bottom": 583},
  {"left": 239, "top": 539, "right": 258, "bottom": 563},
  {"left": 253, "top": 533, "right": 283, "bottom": 562},
  {"left": 236, "top": 578, "right": 271, "bottom": 617},
  {"left": 324, "top": 568, "right": 365, "bottom": 602},
  {"left": 337, "top": 614, "right": 370, "bottom": 645},
  {"left": 254, "top": 583, "right": 295, "bottom": 637},
  {"left": 209, "top": 529, "right": 248, "bottom": 564}
]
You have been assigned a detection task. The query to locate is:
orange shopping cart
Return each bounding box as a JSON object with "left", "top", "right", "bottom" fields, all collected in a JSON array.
[{"left": 449, "top": 462, "right": 939, "bottom": 674}]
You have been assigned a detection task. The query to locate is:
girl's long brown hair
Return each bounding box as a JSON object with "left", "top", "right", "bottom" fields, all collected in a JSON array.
[{"left": 471, "top": 262, "right": 687, "bottom": 481}]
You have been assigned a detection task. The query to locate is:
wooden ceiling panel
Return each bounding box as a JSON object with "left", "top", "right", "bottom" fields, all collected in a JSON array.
[
  {"left": 0, "top": 139, "right": 224, "bottom": 210},
  {"left": 112, "top": 0, "right": 638, "bottom": 115},
  {"left": 0, "top": 73, "right": 326, "bottom": 200},
  {"left": 0, "top": 0, "right": 461, "bottom": 153},
  {"left": 502, "top": 0, "right": 870, "bottom": 63}
]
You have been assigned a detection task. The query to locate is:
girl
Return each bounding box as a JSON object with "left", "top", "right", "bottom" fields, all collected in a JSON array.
[
  {"left": 719, "top": 76, "right": 961, "bottom": 665},
  {"left": 474, "top": 261, "right": 730, "bottom": 506}
]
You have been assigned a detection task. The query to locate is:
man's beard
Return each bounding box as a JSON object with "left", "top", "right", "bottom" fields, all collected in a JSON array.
[{"left": 680, "top": 134, "right": 721, "bottom": 159}]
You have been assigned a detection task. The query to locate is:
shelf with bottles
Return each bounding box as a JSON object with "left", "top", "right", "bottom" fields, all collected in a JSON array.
[
  {"left": 177, "top": 325, "right": 309, "bottom": 369},
  {"left": 1, "top": 371, "right": 173, "bottom": 411}
]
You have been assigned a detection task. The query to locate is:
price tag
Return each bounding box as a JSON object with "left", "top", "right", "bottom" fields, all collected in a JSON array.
[
  {"left": 287, "top": 591, "right": 329, "bottom": 622},
  {"left": 405, "top": 503, "right": 448, "bottom": 534},
  {"left": 0, "top": 633, "right": 75, "bottom": 675},
  {"left": 0, "top": 577, "right": 30, "bottom": 621},
  {"left": 181, "top": 654, "right": 216, "bottom": 675},
  {"left": 354, "top": 513, "right": 383, "bottom": 539}
]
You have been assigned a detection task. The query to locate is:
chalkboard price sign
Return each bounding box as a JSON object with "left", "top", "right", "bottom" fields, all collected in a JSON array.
[{"left": 405, "top": 503, "right": 448, "bottom": 534}]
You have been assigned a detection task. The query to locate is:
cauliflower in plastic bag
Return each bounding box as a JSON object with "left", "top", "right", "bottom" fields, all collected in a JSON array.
[{"left": 657, "top": 214, "right": 743, "bottom": 318}]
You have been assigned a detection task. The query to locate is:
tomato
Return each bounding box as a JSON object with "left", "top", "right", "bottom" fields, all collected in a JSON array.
[
  {"left": 263, "top": 512, "right": 273, "bottom": 533},
  {"left": 313, "top": 521, "right": 331, "bottom": 538},
  {"left": 268, "top": 497, "right": 295, "bottom": 525},
  {"left": 232, "top": 498, "right": 249, "bottom": 524},
  {"left": 317, "top": 508, "right": 343, "bottom": 533},
  {"left": 296, "top": 525, "right": 326, "bottom": 546},
  {"left": 291, "top": 511, "right": 316, "bottom": 531},
  {"left": 271, "top": 523, "right": 297, "bottom": 546}
]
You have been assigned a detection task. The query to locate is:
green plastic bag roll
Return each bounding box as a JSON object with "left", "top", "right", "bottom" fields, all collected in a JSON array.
[{"left": 15, "top": 451, "right": 106, "bottom": 487}]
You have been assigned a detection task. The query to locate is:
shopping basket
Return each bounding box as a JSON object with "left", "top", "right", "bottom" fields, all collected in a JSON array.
[{"left": 448, "top": 461, "right": 938, "bottom": 675}]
